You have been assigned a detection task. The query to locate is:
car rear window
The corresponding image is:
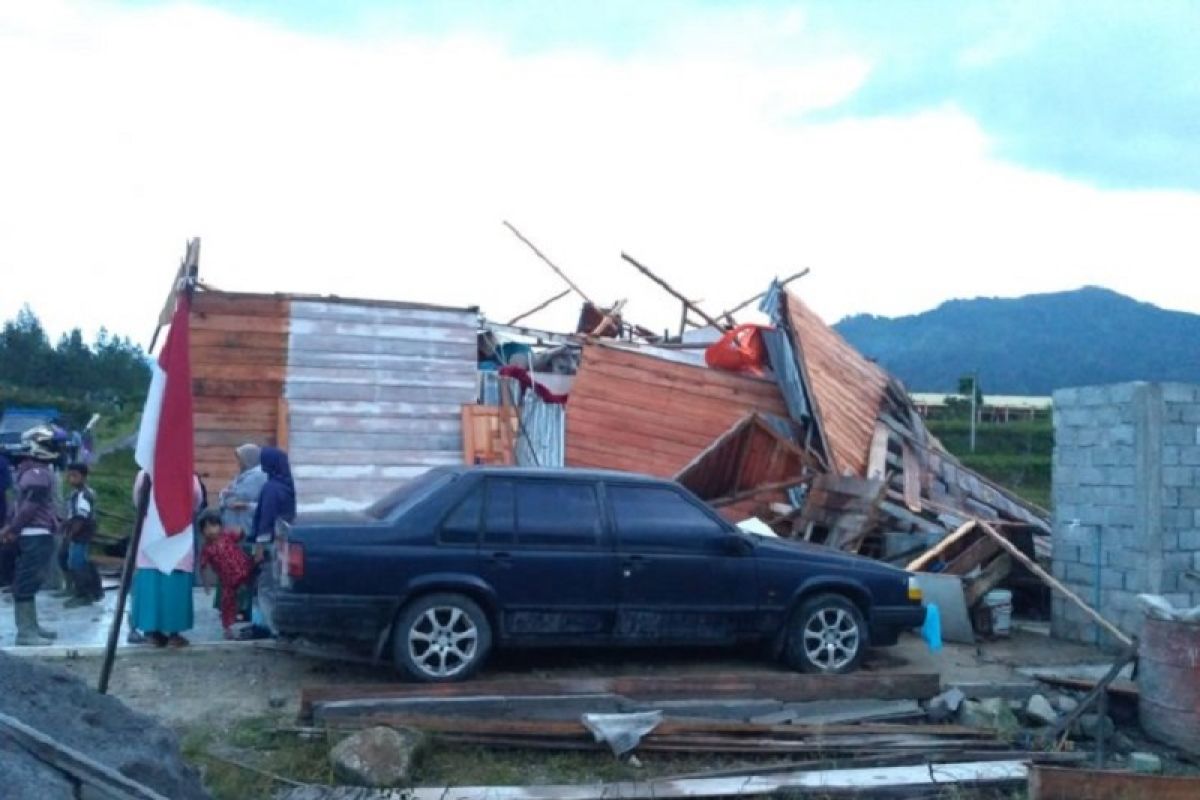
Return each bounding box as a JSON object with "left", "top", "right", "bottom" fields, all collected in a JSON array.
[
  {"left": 363, "top": 468, "right": 457, "bottom": 520},
  {"left": 515, "top": 481, "right": 602, "bottom": 547},
  {"left": 608, "top": 484, "right": 727, "bottom": 552}
]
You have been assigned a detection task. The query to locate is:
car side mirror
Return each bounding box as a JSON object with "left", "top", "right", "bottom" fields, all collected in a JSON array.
[{"left": 722, "top": 534, "right": 754, "bottom": 556}]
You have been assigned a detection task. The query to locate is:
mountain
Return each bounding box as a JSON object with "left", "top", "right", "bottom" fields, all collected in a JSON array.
[{"left": 833, "top": 287, "right": 1200, "bottom": 395}]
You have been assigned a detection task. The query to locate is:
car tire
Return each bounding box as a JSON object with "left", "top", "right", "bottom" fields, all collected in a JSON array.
[
  {"left": 784, "top": 593, "right": 868, "bottom": 675},
  {"left": 393, "top": 593, "right": 492, "bottom": 682}
]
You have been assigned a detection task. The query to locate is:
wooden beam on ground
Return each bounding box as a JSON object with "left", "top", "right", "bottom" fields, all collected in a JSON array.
[
  {"left": 1029, "top": 675, "right": 1139, "bottom": 702},
  {"left": 964, "top": 554, "right": 1013, "bottom": 606},
  {"left": 299, "top": 672, "right": 941, "bottom": 721},
  {"left": 0, "top": 711, "right": 170, "bottom": 800},
  {"left": 620, "top": 252, "right": 724, "bottom": 330},
  {"left": 907, "top": 521, "right": 976, "bottom": 572},
  {"left": 507, "top": 288, "right": 572, "bottom": 325},
  {"left": 716, "top": 268, "right": 810, "bottom": 322},
  {"left": 976, "top": 521, "right": 1134, "bottom": 647},
  {"left": 1028, "top": 765, "right": 1200, "bottom": 800},
  {"left": 503, "top": 221, "right": 596, "bottom": 306}
]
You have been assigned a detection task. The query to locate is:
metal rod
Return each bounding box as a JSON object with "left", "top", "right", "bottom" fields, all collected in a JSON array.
[
  {"left": 620, "top": 252, "right": 724, "bottom": 330},
  {"left": 718, "top": 268, "right": 810, "bottom": 320},
  {"left": 507, "top": 289, "right": 572, "bottom": 326},
  {"left": 503, "top": 221, "right": 595, "bottom": 307}
]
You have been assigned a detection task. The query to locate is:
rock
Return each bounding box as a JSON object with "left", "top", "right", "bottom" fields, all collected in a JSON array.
[
  {"left": 1025, "top": 694, "right": 1058, "bottom": 726},
  {"left": 958, "top": 698, "right": 1019, "bottom": 733},
  {"left": 1073, "top": 713, "right": 1115, "bottom": 741},
  {"left": 1130, "top": 752, "right": 1163, "bottom": 774},
  {"left": 1054, "top": 695, "right": 1079, "bottom": 714},
  {"left": 927, "top": 688, "right": 966, "bottom": 723},
  {"left": 330, "top": 726, "right": 425, "bottom": 788}
]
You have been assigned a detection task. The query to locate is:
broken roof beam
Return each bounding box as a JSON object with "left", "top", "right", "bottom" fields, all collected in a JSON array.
[
  {"left": 718, "top": 268, "right": 810, "bottom": 323},
  {"left": 621, "top": 252, "right": 725, "bottom": 330},
  {"left": 503, "top": 221, "right": 597, "bottom": 307},
  {"left": 507, "top": 288, "right": 572, "bottom": 326}
]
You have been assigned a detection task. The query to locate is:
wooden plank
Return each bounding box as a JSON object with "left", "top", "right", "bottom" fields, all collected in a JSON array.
[
  {"left": 907, "top": 521, "right": 976, "bottom": 572},
  {"left": 976, "top": 521, "right": 1133, "bottom": 647},
  {"left": 964, "top": 554, "right": 1013, "bottom": 606},
  {"left": 0, "top": 710, "right": 169, "bottom": 800},
  {"left": 879, "top": 501, "right": 945, "bottom": 535},
  {"left": 901, "top": 442, "right": 921, "bottom": 512},
  {"left": 1029, "top": 675, "right": 1139, "bottom": 702},
  {"left": 944, "top": 535, "right": 1001, "bottom": 576},
  {"left": 867, "top": 422, "right": 890, "bottom": 480},
  {"left": 1027, "top": 765, "right": 1200, "bottom": 800},
  {"left": 300, "top": 672, "right": 942, "bottom": 721},
  {"left": 279, "top": 761, "right": 1027, "bottom": 800},
  {"left": 710, "top": 477, "right": 809, "bottom": 509}
]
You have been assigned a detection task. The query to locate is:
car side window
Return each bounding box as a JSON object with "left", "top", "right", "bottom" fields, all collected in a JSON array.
[
  {"left": 439, "top": 484, "right": 483, "bottom": 545},
  {"left": 483, "top": 479, "right": 517, "bottom": 546},
  {"left": 609, "top": 484, "right": 727, "bottom": 553},
  {"left": 514, "top": 480, "right": 602, "bottom": 548}
]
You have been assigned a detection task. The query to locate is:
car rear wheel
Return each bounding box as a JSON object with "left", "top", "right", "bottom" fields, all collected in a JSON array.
[
  {"left": 785, "top": 593, "right": 867, "bottom": 674},
  {"left": 393, "top": 593, "right": 492, "bottom": 682}
]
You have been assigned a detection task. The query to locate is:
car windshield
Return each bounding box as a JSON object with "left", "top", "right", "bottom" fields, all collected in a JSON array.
[{"left": 362, "top": 468, "right": 458, "bottom": 520}]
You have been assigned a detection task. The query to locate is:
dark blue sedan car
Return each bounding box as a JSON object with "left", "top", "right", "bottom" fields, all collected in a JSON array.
[{"left": 263, "top": 467, "right": 925, "bottom": 682}]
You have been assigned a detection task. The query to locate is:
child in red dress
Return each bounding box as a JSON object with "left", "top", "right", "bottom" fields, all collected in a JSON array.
[{"left": 197, "top": 510, "right": 255, "bottom": 640}]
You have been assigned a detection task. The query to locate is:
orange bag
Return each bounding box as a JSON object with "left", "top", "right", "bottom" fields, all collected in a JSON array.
[{"left": 705, "top": 324, "right": 770, "bottom": 376}]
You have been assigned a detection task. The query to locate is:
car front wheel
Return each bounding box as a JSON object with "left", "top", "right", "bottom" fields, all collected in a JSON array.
[
  {"left": 785, "top": 593, "right": 867, "bottom": 674},
  {"left": 393, "top": 593, "right": 492, "bottom": 682}
]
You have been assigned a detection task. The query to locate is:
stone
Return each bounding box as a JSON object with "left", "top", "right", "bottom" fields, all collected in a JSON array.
[
  {"left": 1025, "top": 694, "right": 1058, "bottom": 727},
  {"left": 1054, "top": 695, "right": 1080, "bottom": 714},
  {"left": 330, "top": 726, "right": 425, "bottom": 788},
  {"left": 1130, "top": 752, "right": 1163, "bottom": 774},
  {"left": 958, "top": 698, "right": 1019, "bottom": 733},
  {"left": 927, "top": 688, "right": 966, "bottom": 723},
  {"left": 1073, "top": 714, "right": 1115, "bottom": 741}
]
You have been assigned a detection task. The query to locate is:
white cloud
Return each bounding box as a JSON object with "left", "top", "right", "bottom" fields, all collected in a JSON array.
[{"left": 1, "top": 0, "right": 1198, "bottom": 348}]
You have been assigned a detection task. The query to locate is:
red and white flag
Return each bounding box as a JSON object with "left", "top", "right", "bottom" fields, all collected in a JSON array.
[{"left": 134, "top": 292, "right": 195, "bottom": 573}]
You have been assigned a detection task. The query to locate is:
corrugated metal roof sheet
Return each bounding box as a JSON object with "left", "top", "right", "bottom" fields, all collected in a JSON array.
[
  {"left": 783, "top": 290, "right": 889, "bottom": 476},
  {"left": 565, "top": 343, "right": 788, "bottom": 478},
  {"left": 285, "top": 300, "right": 479, "bottom": 510}
]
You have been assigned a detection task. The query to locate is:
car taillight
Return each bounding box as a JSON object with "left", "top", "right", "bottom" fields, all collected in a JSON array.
[{"left": 287, "top": 542, "right": 305, "bottom": 579}]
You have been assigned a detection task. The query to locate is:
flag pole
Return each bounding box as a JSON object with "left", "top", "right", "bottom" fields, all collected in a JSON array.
[{"left": 98, "top": 478, "right": 150, "bottom": 694}]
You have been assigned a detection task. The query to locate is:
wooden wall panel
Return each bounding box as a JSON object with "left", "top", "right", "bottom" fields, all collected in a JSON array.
[{"left": 190, "top": 291, "right": 289, "bottom": 492}]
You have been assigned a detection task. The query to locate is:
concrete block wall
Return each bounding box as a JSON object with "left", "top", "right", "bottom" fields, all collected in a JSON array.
[{"left": 1052, "top": 383, "right": 1200, "bottom": 646}]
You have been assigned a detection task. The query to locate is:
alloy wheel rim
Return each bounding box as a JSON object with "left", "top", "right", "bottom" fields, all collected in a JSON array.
[
  {"left": 802, "top": 607, "right": 860, "bottom": 671},
  {"left": 408, "top": 606, "right": 478, "bottom": 678}
]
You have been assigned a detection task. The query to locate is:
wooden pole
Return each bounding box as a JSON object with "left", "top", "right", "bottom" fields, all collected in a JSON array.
[
  {"left": 507, "top": 288, "right": 572, "bottom": 326},
  {"left": 503, "top": 221, "right": 595, "bottom": 307},
  {"left": 718, "top": 268, "right": 811, "bottom": 321},
  {"left": 710, "top": 477, "right": 810, "bottom": 509},
  {"left": 98, "top": 474, "right": 151, "bottom": 694},
  {"left": 976, "top": 521, "right": 1134, "bottom": 647},
  {"left": 620, "top": 252, "right": 724, "bottom": 330}
]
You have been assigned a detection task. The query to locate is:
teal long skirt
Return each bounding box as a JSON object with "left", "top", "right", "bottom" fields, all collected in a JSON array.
[{"left": 131, "top": 568, "right": 194, "bottom": 635}]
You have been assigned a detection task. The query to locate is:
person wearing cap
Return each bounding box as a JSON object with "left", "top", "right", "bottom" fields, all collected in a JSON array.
[{"left": 0, "top": 438, "right": 61, "bottom": 645}]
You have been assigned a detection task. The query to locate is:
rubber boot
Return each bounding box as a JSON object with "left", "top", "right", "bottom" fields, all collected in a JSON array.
[
  {"left": 15, "top": 601, "right": 52, "bottom": 646},
  {"left": 31, "top": 598, "right": 57, "bottom": 640}
]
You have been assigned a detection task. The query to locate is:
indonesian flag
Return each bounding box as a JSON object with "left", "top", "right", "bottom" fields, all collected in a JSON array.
[{"left": 134, "top": 292, "right": 195, "bottom": 573}]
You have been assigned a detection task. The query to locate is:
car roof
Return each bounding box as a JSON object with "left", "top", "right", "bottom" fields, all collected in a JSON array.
[{"left": 437, "top": 465, "right": 673, "bottom": 484}]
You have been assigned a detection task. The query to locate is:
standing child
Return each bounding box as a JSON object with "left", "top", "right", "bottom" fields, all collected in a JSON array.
[
  {"left": 63, "top": 463, "right": 102, "bottom": 608},
  {"left": 197, "top": 510, "right": 254, "bottom": 640}
]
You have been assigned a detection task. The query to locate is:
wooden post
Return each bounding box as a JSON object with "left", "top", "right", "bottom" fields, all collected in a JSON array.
[
  {"left": 976, "top": 521, "right": 1134, "bottom": 647},
  {"left": 503, "top": 221, "right": 595, "bottom": 307},
  {"left": 620, "top": 252, "right": 724, "bottom": 330},
  {"left": 507, "top": 288, "right": 571, "bottom": 326},
  {"left": 98, "top": 475, "right": 151, "bottom": 694}
]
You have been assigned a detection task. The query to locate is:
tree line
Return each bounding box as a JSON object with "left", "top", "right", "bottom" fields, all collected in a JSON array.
[{"left": 0, "top": 306, "right": 149, "bottom": 425}]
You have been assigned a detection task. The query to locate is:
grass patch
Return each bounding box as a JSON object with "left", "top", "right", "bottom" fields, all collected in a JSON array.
[
  {"left": 182, "top": 716, "right": 334, "bottom": 800},
  {"left": 90, "top": 446, "right": 139, "bottom": 541}
]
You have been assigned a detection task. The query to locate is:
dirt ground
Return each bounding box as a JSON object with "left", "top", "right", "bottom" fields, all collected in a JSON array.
[{"left": 35, "top": 628, "right": 1115, "bottom": 729}]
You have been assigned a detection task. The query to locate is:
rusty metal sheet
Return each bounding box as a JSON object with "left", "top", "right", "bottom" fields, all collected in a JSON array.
[
  {"left": 565, "top": 343, "right": 788, "bottom": 478},
  {"left": 1138, "top": 615, "right": 1200, "bottom": 755},
  {"left": 1028, "top": 765, "right": 1200, "bottom": 800}
]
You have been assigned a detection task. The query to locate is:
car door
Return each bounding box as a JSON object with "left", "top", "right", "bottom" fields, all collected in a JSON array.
[
  {"left": 480, "top": 477, "right": 618, "bottom": 641},
  {"left": 608, "top": 482, "right": 758, "bottom": 644}
]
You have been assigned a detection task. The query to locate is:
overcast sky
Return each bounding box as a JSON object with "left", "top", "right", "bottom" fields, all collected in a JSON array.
[{"left": 2, "top": 0, "right": 1197, "bottom": 347}]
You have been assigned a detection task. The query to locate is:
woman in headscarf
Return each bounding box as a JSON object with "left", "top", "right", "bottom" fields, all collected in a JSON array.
[
  {"left": 215, "top": 444, "right": 266, "bottom": 624},
  {"left": 242, "top": 447, "right": 295, "bottom": 639}
]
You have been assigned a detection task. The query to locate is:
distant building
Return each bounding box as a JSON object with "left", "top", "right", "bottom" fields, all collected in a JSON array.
[{"left": 910, "top": 393, "right": 1052, "bottom": 422}]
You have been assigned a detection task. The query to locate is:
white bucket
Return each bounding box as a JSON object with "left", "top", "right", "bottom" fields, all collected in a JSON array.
[{"left": 983, "top": 589, "right": 1013, "bottom": 637}]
